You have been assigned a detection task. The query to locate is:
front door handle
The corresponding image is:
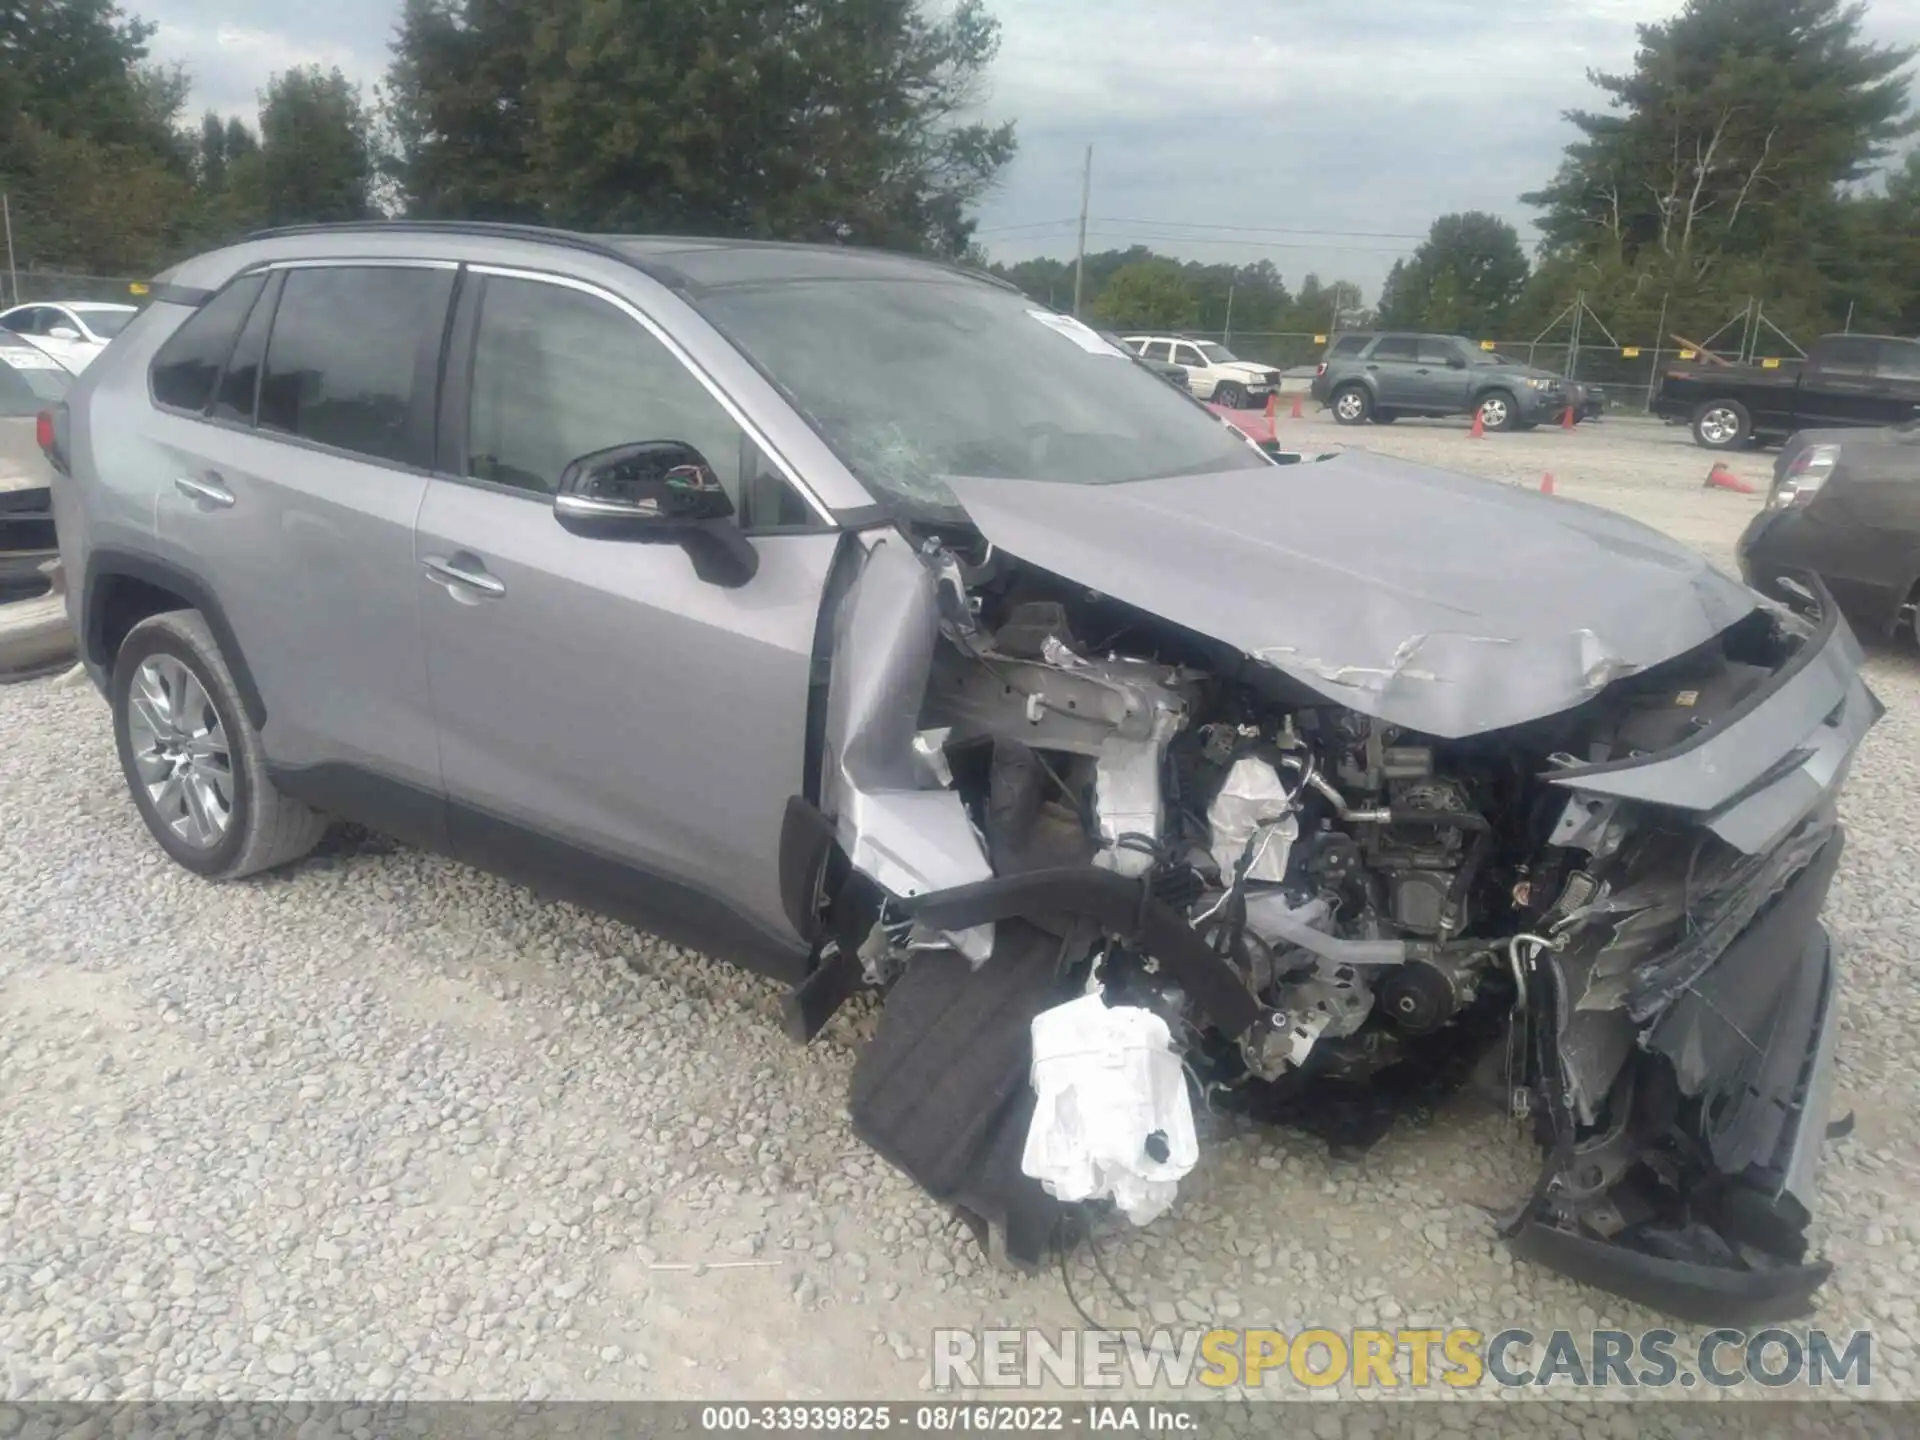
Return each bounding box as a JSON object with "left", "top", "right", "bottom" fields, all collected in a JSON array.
[
  {"left": 422, "top": 554, "right": 507, "bottom": 598},
  {"left": 174, "top": 475, "right": 235, "bottom": 508}
]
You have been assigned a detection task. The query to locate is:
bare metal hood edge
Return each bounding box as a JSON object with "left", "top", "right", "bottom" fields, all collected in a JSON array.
[{"left": 942, "top": 453, "right": 1761, "bottom": 739}]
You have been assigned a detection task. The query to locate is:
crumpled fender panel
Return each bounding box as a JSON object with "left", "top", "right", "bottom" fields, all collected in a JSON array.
[{"left": 819, "top": 532, "right": 994, "bottom": 934}]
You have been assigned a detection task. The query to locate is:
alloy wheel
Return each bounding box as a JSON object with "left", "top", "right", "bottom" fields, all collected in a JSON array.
[
  {"left": 1699, "top": 407, "right": 1740, "bottom": 446},
  {"left": 126, "top": 654, "right": 233, "bottom": 848}
]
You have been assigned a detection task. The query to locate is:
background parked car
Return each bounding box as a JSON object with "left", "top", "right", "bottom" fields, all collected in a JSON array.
[
  {"left": 1654, "top": 334, "right": 1920, "bottom": 450},
  {"left": 1094, "top": 329, "right": 1187, "bottom": 390},
  {"left": 1311, "top": 332, "right": 1569, "bottom": 431},
  {"left": 1737, "top": 420, "right": 1920, "bottom": 639},
  {"left": 0, "top": 300, "right": 139, "bottom": 372},
  {"left": 1122, "top": 334, "right": 1279, "bottom": 408},
  {"left": 1, "top": 330, "right": 75, "bottom": 677}
]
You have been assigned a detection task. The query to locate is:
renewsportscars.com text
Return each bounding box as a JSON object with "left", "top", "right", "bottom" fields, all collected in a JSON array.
[{"left": 931, "top": 1326, "right": 1872, "bottom": 1391}]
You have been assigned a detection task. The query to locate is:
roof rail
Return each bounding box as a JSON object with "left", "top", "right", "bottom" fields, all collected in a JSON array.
[{"left": 239, "top": 218, "right": 1025, "bottom": 294}]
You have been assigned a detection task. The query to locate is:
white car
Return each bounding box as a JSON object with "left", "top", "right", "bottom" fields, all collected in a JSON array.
[
  {"left": 1123, "top": 335, "right": 1280, "bottom": 409},
  {"left": 0, "top": 301, "right": 139, "bottom": 372}
]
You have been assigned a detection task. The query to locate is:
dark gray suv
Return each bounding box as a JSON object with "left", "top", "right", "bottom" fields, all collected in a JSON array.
[{"left": 1311, "top": 331, "right": 1569, "bottom": 431}]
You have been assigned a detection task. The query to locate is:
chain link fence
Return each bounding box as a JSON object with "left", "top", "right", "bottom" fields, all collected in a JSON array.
[
  {"left": 1119, "top": 329, "right": 1801, "bottom": 413},
  {"left": 2, "top": 268, "right": 146, "bottom": 308}
]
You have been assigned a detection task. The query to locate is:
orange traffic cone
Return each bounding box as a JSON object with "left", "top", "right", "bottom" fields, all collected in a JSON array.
[
  {"left": 1468, "top": 408, "right": 1487, "bottom": 440},
  {"left": 1540, "top": 473, "right": 1555, "bottom": 495},
  {"left": 1704, "top": 463, "right": 1758, "bottom": 495},
  {"left": 1289, "top": 395, "right": 1304, "bottom": 420},
  {"left": 1561, "top": 405, "right": 1576, "bottom": 430},
  {"left": 1265, "top": 392, "right": 1277, "bottom": 421}
]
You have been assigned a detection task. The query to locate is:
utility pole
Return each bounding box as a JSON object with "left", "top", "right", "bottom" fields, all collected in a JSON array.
[
  {"left": 1223, "top": 282, "right": 1235, "bottom": 346},
  {"left": 1070, "top": 145, "right": 1092, "bottom": 318},
  {"left": 2, "top": 194, "right": 16, "bottom": 309}
]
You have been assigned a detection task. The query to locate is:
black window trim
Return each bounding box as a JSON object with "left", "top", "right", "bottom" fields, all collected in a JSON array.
[
  {"left": 209, "top": 268, "right": 283, "bottom": 426},
  {"left": 430, "top": 262, "right": 837, "bottom": 534}
]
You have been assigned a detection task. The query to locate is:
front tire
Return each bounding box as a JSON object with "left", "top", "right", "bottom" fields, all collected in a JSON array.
[
  {"left": 1331, "top": 384, "right": 1372, "bottom": 425},
  {"left": 1691, "top": 400, "right": 1752, "bottom": 450},
  {"left": 1475, "top": 391, "right": 1519, "bottom": 432},
  {"left": 1213, "top": 381, "right": 1246, "bottom": 409},
  {"left": 111, "top": 610, "right": 326, "bottom": 879}
]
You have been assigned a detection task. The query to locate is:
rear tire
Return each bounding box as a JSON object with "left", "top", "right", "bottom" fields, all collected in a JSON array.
[
  {"left": 1213, "top": 381, "right": 1246, "bottom": 409},
  {"left": 1691, "top": 400, "right": 1752, "bottom": 450},
  {"left": 110, "top": 610, "right": 326, "bottom": 879},
  {"left": 1331, "top": 385, "right": 1372, "bottom": 425}
]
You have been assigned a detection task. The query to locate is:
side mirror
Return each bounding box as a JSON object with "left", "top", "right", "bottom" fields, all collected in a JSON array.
[
  {"left": 47, "top": 326, "right": 81, "bottom": 342},
  {"left": 552, "top": 440, "right": 758, "bottom": 587}
]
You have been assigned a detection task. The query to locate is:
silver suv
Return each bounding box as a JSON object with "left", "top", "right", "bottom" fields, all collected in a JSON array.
[{"left": 46, "top": 222, "right": 1876, "bottom": 1318}]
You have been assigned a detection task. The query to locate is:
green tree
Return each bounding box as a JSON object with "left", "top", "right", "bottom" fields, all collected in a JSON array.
[
  {"left": 1377, "top": 211, "right": 1529, "bottom": 335},
  {"left": 0, "top": 0, "right": 196, "bottom": 275},
  {"left": 1525, "top": 0, "right": 1914, "bottom": 282},
  {"left": 386, "top": 0, "right": 1016, "bottom": 255},
  {"left": 254, "top": 66, "right": 374, "bottom": 226},
  {"left": 1091, "top": 259, "right": 1198, "bottom": 329}
]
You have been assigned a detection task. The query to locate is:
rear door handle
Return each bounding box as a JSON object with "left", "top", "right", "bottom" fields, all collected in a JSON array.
[
  {"left": 174, "top": 475, "right": 235, "bottom": 508},
  {"left": 422, "top": 554, "right": 507, "bottom": 598}
]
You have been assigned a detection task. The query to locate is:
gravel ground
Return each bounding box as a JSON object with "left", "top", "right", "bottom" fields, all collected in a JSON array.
[{"left": 4, "top": 410, "right": 1920, "bottom": 1409}]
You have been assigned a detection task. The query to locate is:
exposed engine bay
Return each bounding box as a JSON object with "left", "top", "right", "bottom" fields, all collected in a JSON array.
[{"left": 810, "top": 510, "right": 1879, "bottom": 1325}]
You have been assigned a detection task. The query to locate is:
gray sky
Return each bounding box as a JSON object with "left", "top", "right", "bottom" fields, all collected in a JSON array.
[{"left": 143, "top": 0, "right": 1920, "bottom": 303}]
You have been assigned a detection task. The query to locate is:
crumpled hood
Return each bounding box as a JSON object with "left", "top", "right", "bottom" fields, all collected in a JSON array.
[
  {"left": 943, "top": 452, "right": 1760, "bottom": 738},
  {"left": 1219, "top": 362, "right": 1275, "bottom": 380}
]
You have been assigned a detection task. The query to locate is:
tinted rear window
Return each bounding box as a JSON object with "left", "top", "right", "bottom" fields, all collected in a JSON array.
[
  {"left": 150, "top": 274, "right": 268, "bottom": 412},
  {"left": 257, "top": 266, "right": 452, "bottom": 467}
]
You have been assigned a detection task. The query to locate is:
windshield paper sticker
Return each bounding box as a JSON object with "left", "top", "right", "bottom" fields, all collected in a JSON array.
[{"left": 1027, "top": 310, "right": 1127, "bottom": 358}]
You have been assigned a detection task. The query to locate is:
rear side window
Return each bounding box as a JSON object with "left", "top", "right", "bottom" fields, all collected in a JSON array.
[
  {"left": 258, "top": 265, "right": 453, "bottom": 467},
  {"left": 1814, "top": 337, "right": 1878, "bottom": 377},
  {"left": 1370, "top": 336, "right": 1418, "bottom": 360},
  {"left": 150, "top": 274, "right": 268, "bottom": 413}
]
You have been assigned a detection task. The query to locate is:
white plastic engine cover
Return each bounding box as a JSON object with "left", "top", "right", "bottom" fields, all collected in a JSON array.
[
  {"left": 1207, "top": 755, "right": 1296, "bottom": 883},
  {"left": 1020, "top": 991, "right": 1199, "bottom": 1225}
]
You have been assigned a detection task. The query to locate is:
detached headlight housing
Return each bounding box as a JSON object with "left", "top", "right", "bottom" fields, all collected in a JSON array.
[{"left": 1769, "top": 443, "right": 1840, "bottom": 510}]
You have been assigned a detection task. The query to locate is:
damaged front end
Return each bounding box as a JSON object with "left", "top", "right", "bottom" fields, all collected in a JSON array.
[{"left": 802, "top": 514, "right": 1878, "bottom": 1324}]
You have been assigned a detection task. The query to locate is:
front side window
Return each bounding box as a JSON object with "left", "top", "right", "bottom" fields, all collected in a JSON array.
[
  {"left": 691, "top": 277, "right": 1265, "bottom": 515},
  {"left": 150, "top": 273, "right": 268, "bottom": 413},
  {"left": 1416, "top": 338, "right": 1463, "bottom": 366},
  {"left": 1173, "top": 343, "right": 1206, "bottom": 368},
  {"left": 462, "top": 275, "right": 810, "bottom": 527},
  {"left": 258, "top": 265, "right": 453, "bottom": 467},
  {"left": 1195, "top": 342, "right": 1237, "bottom": 364}
]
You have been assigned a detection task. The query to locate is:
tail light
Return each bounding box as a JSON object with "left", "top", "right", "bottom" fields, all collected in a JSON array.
[
  {"left": 37, "top": 403, "right": 70, "bottom": 476},
  {"left": 1315, "top": 363, "right": 1327, "bottom": 377},
  {"left": 1768, "top": 443, "right": 1839, "bottom": 510}
]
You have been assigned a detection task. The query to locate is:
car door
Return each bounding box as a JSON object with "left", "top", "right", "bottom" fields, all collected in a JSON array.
[
  {"left": 148, "top": 260, "right": 450, "bottom": 809},
  {"left": 414, "top": 265, "right": 843, "bottom": 958},
  {"left": 1414, "top": 337, "right": 1473, "bottom": 412},
  {"left": 1795, "top": 337, "right": 1883, "bottom": 428},
  {"left": 1172, "top": 343, "right": 1211, "bottom": 395},
  {"left": 1365, "top": 335, "right": 1422, "bottom": 406}
]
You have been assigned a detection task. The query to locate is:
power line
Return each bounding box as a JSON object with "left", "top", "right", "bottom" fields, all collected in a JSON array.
[
  {"left": 1097, "top": 216, "right": 1430, "bottom": 241},
  {"left": 1081, "top": 227, "right": 1416, "bottom": 255}
]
